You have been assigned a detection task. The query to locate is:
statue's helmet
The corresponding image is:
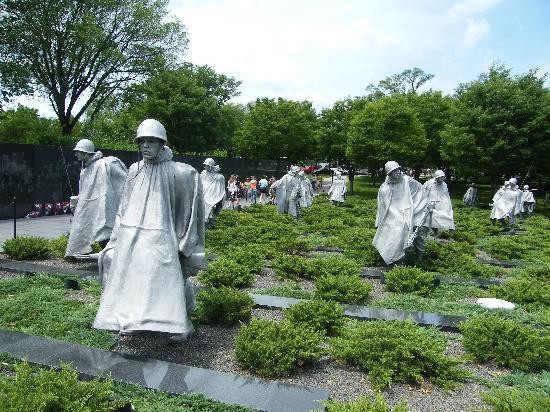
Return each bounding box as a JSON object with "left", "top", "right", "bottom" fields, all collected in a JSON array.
[
  {"left": 434, "top": 170, "right": 445, "bottom": 179},
  {"left": 136, "top": 119, "right": 167, "bottom": 142},
  {"left": 203, "top": 157, "right": 216, "bottom": 167},
  {"left": 336, "top": 170, "right": 342, "bottom": 176},
  {"left": 509, "top": 177, "right": 518, "bottom": 185},
  {"left": 290, "top": 165, "right": 301, "bottom": 174},
  {"left": 523, "top": 185, "right": 529, "bottom": 190},
  {"left": 73, "top": 139, "right": 95, "bottom": 154},
  {"left": 384, "top": 160, "right": 401, "bottom": 175}
]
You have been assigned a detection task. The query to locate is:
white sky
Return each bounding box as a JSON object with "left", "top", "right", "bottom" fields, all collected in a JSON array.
[{"left": 12, "top": 0, "right": 550, "bottom": 116}]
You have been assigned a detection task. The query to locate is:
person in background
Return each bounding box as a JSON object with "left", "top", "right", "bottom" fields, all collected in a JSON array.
[
  {"left": 227, "top": 175, "right": 240, "bottom": 209},
  {"left": 249, "top": 175, "right": 258, "bottom": 204},
  {"left": 258, "top": 175, "right": 269, "bottom": 204}
]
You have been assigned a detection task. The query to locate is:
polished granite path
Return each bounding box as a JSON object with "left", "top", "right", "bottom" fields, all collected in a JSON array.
[{"left": 0, "top": 329, "right": 328, "bottom": 412}]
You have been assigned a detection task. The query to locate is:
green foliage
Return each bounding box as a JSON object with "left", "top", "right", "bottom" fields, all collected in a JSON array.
[
  {"left": 193, "top": 287, "right": 253, "bottom": 326},
  {"left": 0, "top": 275, "right": 113, "bottom": 349},
  {"left": 493, "top": 371, "right": 550, "bottom": 395},
  {"left": 492, "top": 275, "right": 550, "bottom": 310},
  {"left": 48, "top": 233, "right": 69, "bottom": 259},
  {"left": 384, "top": 266, "right": 435, "bottom": 296},
  {"left": 225, "top": 246, "right": 264, "bottom": 275},
  {"left": 479, "top": 387, "right": 550, "bottom": 412},
  {"left": 233, "top": 97, "right": 318, "bottom": 162},
  {"left": 112, "top": 383, "right": 254, "bottom": 411},
  {"left": 122, "top": 64, "right": 242, "bottom": 154},
  {"left": 272, "top": 254, "right": 309, "bottom": 280},
  {"left": 0, "top": 362, "right": 116, "bottom": 412},
  {"left": 324, "top": 393, "right": 408, "bottom": 412},
  {"left": 2, "top": 236, "right": 50, "bottom": 260},
  {"left": 314, "top": 274, "right": 372, "bottom": 304},
  {"left": 346, "top": 94, "right": 428, "bottom": 171},
  {"left": 461, "top": 316, "right": 550, "bottom": 372},
  {"left": 330, "top": 320, "right": 468, "bottom": 390},
  {"left": 284, "top": 300, "right": 345, "bottom": 336},
  {"left": 440, "top": 63, "right": 550, "bottom": 183},
  {"left": 234, "top": 319, "right": 324, "bottom": 378},
  {"left": 307, "top": 255, "right": 362, "bottom": 279},
  {"left": 0, "top": 106, "right": 66, "bottom": 145},
  {"left": 198, "top": 259, "right": 255, "bottom": 288},
  {"left": 1, "top": 0, "right": 188, "bottom": 135},
  {"left": 256, "top": 281, "right": 315, "bottom": 300}
]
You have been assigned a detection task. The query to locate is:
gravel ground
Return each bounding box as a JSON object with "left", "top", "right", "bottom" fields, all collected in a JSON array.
[{"left": 0, "top": 256, "right": 504, "bottom": 411}]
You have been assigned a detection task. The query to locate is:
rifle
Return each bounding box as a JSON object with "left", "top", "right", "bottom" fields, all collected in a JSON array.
[{"left": 406, "top": 202, "right": 434, "bottom": 247}]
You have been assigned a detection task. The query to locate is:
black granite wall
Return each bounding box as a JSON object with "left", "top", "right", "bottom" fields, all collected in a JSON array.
[{"left": 0, "top": 143, "right": 289, "bottom": 219}]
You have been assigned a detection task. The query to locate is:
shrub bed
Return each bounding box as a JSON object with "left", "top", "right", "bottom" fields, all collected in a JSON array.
[
  {"left": 480, "top": 387, "right": 550, "bottom": 412},
  {"left": 461, "top": 316, "right": 550, "bottom": 372},
  {"left": 2, "top": 236, "right": 50, "bottom": 260},
  {"left": 194, "top": 287, "right": 253, "bottom": 325},
  {"left": 384, "top": 266, "right": 434, "bottom": 296},
  {"left": 234, "top": 319, "right": 324, "bottom": 378},
  {"left": 330, "top": 319, "right": 468, "bottom": 390},
  {"left": 284, "top": 300, "right": 345, "bottom": 336},
  {"left": 324, "top": 393, "right": 408, "bottom": 412},
  {"left": 198, "top": 259, "right": 255, "bottom": 288},
  {"left": 314, "top": 274, "right": 372, "bottom": 304}
]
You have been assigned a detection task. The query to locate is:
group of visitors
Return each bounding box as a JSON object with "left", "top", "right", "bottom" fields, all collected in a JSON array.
[{"left": 226, "top": 174, "right": 277, "bottom": 207}]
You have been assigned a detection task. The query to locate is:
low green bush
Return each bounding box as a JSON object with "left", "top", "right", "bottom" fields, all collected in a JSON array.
[
  {"left": 520, "top": 265, "right": 550, "bottom": 282},
  {"left": 384, "top": 266, "right": 435, "bottom": 296},
  {"left": 284, "top": 300, "right": 345, "bottom": 336},
  {"left": 277, "top": 236, "right": 312, "bottom": 255},
  {"left": 272, "top": 254, "right": 309, "bottom": 280},
  {"left": 0, "top": 362, "right": 119, "bottom": 411},
  {"left": 479, "top": 387, "right": 550, "bottom": 412},
  {"left": 234, "top": 319, "right": 324, "bottom": 378},
  {"left": 193, "top": 287, "right": 253, "bottom": 326},
  {"left": 198, "top": 259, "right": 255, "bottom": 288},
  {"left": 257, "top": 281, "right": 315, "bottom": 300},
  {"left": 48, "top": 233, "right": 69, "bottom": 258},
  {"left": 492, "top": 276, "right": 550, "bottom": 310},
  {"left": 307, "top": 255, "right": 362, "bottom": 279},
  {"left": 2, "top": 236, "right": 50, "bottom": 260},
  {"left": 330, "top": 319, "right": 468, "bottom": 390},
  {"left": 461, "top": 316, "right": 550, "bottom": 372},
  {"left": 315, "top": 274, "right": 372, "bottom": 304},
  {"left": 225, "top": 247, "right": 264, "bottom": 275},
  {"left": 324, "top": 393, "right": 408, "bottom": 412}
]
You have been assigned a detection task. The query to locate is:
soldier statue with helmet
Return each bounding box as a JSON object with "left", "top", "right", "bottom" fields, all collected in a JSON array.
[
  {"left": 422, "top": 169, "right": 455, "bottom": 237},
  {"left": 93, "top": 119, "right": 206, "bottom": 343},
  {"left": 373, "top": 160, "right": 428, "bottom": 265},
  {"left": 200, "top": 157, "right": 226, "bottom": 228},
  {"left": 271, "top": 165, "right": 302, "bottom": 218},
  {"left": 65, "top": 138, "right": 127, "bottom": 259}
]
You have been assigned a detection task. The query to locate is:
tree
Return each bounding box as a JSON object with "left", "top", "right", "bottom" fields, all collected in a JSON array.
[
  {"left": 0, "top": 105, "right": 65, "bottom": 145},
  {"left": 0, "top": 0, "right": 187, "bottom": 135},
  {"left": 346, "top": 95, "right": 427, "bottom": 178},
  {"left": 233, "top": 98, "right": 318, "bottom": 162},
  {"left": 366, "top": 68, "right": 434, "bottom": 97},
  {"left": 440, "top": 64, "right": 550, "bottom": 190},
  {"left": 317, "top": 97, "right": 367, "bottom": 164},
  {"left": 121, "top": 64, "right": 241, "bottom": 154}
]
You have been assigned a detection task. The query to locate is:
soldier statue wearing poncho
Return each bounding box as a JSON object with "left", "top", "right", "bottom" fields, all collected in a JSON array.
[
  {"left": 328, "top": 171, "right": 347, "bottom": 205},
  {"left": 271, "top": 165, "right": 302, "bottom": 218},
  {"left": 373, "top": 161, "right": 428, "bottom": 265},
  {"left": 65, "top": 139, "right": 127, "bottom": 259},
  {"left": 93, "top": 119, "right": 206, "bottom": 342},
  {"left": 423, "top": 170, "right": 455, "bottom": 236},
  {"left": 200, "top": 157, "right": 226, "bottom": 228}
]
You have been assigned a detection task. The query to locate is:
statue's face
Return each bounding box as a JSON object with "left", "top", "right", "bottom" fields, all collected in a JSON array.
[
  {"left": 138, "top": 137, "right": 163, "bottom": 161},
  {"left": 74, "top": 151, "right": 87, "bottom": 162},
  {"left": 204, "top": 164, "right": 215, "bottom": 172},
  {"left": 388, "top": 168, "right": 403, "bottom": 182},
  {"left": 436, "top": 176, "right": 445, "bottom": 184}
]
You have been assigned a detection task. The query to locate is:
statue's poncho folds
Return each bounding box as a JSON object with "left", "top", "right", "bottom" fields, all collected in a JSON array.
[
  {"left": 423, "top": 177, "right": 455, "bottom": 230},
  {"left": 65, "top": 152, "right": 127, "bottom": 257},
  {"left": 93, "top": 147, "right": 206, "bottom": 335},
  {"left": 373, "top": 175, "right": 427, "bottom": 265},
  {"left": 200, "top": 169, "right": 226, "bottom": 221}
]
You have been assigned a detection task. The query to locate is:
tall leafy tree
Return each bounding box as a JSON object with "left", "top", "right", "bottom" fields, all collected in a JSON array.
[
  {"left": 440, "top": 64, "right": 550, "bottom": 189},
  {"left": 233, "top": 98, "right": 318, "bottom": 162},
  {"left": 0, "top": 0, "right": 187, "bottom": 135},
  {"left": 346, "top": 95, "right": 427, "bottom": 177},
  {"left": 122, "top": 64, "right": 241, "bottom": 154},
  {"left": 0, "top": 105, "right": 65, "bottom": 145},
  {"left": 366, "top": 67, "right": 434, "bottom": 98},
  {"left": 317, "top": 97, "right": 367, "bottom": 164}
]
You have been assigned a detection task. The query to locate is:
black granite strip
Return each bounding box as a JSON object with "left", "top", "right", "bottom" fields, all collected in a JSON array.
[
  {"left": 0, "top": 329, "right": 328, "bottom": 412},
  {"left": 476, "top": 257, "right": 530, "bottom": 268},
  {"left": 0, "top": 258, "right": 97, "bottom": 279},
  {"left": 250, "top": 294, "right": 465, "bottom": 332}
]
